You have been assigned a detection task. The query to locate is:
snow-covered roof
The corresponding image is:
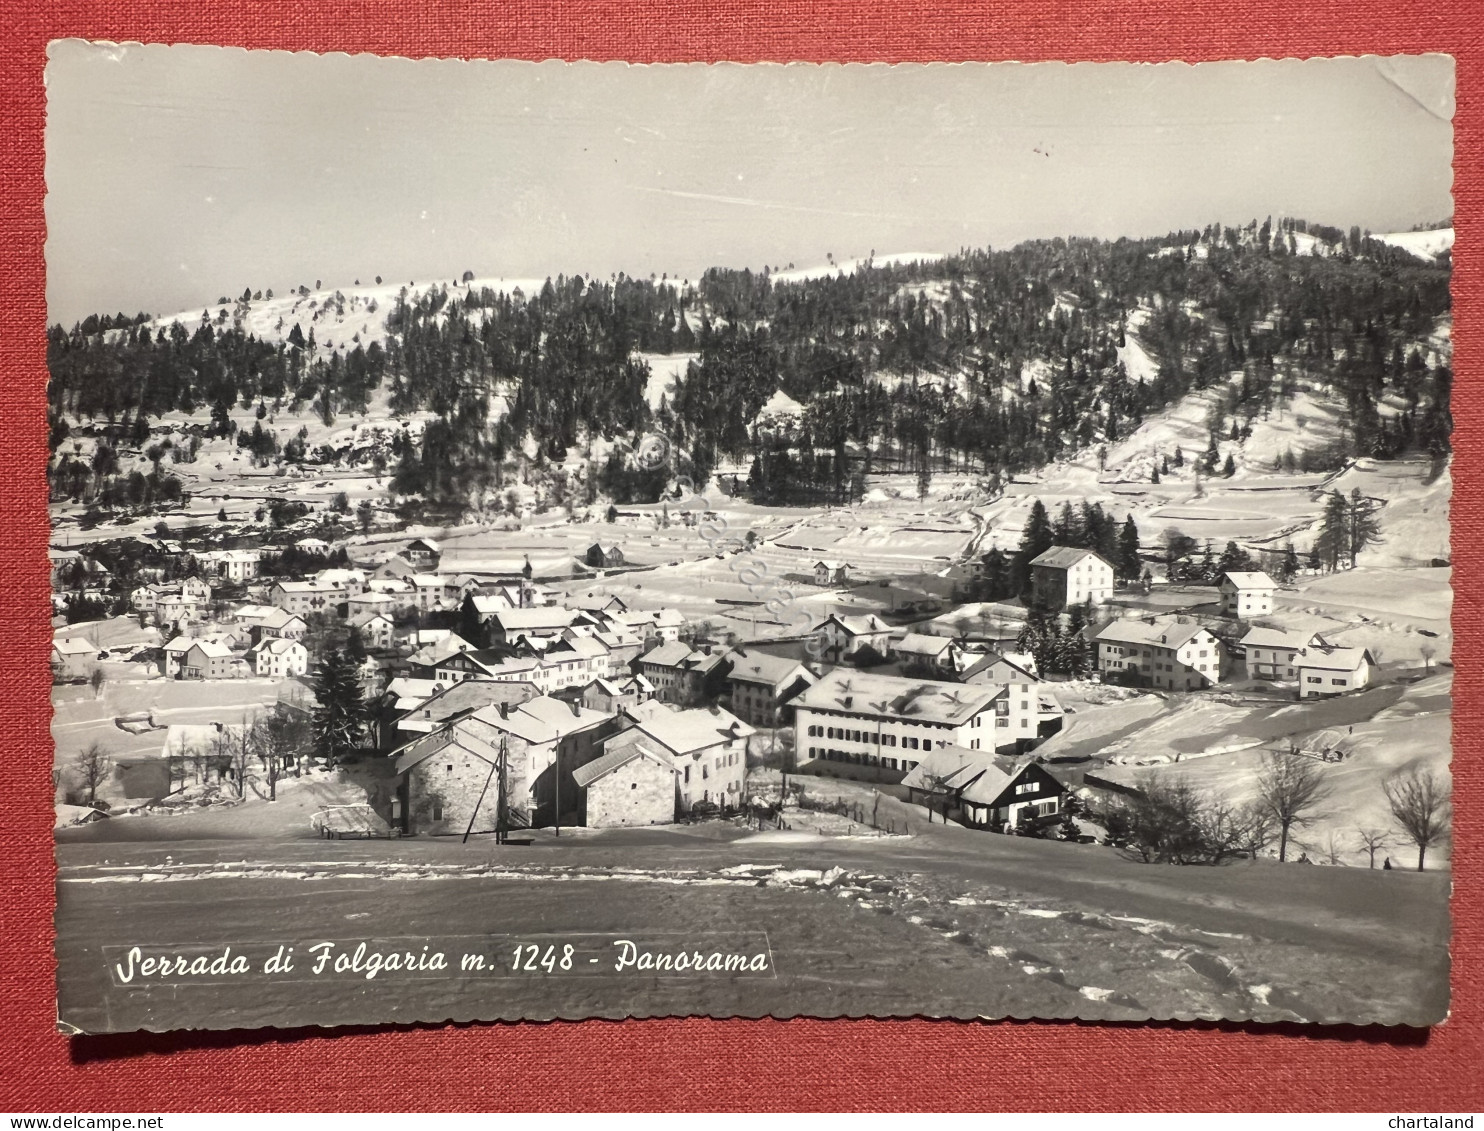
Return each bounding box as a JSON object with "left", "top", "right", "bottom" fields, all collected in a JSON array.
[
  {"left": 1220, "top": 571, "right": 1275, "bottom": 590},
  {"left": 892, "top": 632, "right": 953, "bottom": 659},
  {"left": 1295, "top": 645, "right": 1376, "bottom": 673},
  {"left": 826, "top": 613, "right": 891, "bottom": 636},
  {"left": 349, "top": 610, "right": 394, "bottom": 629},
  {"left": 261, "top": 638, "right": 304, "bottom": 656},
  {"left": 638, "top": 641, "right": 708, "bottom": 669},
  {"left": 1031, "top": 546, "right": 1112, "bottom": 571},
  {"left": 52, "top": 637, "right": 95, "bottom": 655},
  {"left": 723, "top": 648, "right": 812, "bottom": 688},
  {"left": 1240, "top": 626, "right": 1319, "bottom": 650},
  {"left": 407, "top": 633, "right": 475, "bottom": 667},
  {"left": 620, "top": 701, "right": 755, "bottom": 756},
  {"left": 1094, "top": 618, "right": 1213, "bottom": 650},
  {"left": 795, "top": 669, "right": 996, "bottom": 726},
  {"left": 188, "top": 639, "right": 233, "bottom": 658}
]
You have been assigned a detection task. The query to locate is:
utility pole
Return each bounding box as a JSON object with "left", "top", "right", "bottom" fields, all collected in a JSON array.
[
  {"left": 553, "top": 729, "right": 562, "bottom": 838},
  {"left": 494, "top": 734, "right": 509, "bottom": 845}
]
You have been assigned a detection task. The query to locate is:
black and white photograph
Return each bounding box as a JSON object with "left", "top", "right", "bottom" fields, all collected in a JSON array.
[{"left": 46, "top": 45, "right": 1454, "bottom": 1033}]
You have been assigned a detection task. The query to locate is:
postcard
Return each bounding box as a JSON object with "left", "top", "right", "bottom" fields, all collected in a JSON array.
[{"left": 47, "top": 44, "right": 1453, "bottom": 1032}]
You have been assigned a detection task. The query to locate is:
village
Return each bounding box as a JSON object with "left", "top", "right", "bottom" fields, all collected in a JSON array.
[{"left": 51, "top": 490, "right": 1444, "bottom": 869}]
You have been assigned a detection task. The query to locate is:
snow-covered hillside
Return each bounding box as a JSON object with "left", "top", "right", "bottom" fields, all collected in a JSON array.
[
  {"left": 1374, "top": 227, "right": 1454, "bottom": 262},
  {"left": 770, "top": 252, "right": 945, "bottom": 285}
]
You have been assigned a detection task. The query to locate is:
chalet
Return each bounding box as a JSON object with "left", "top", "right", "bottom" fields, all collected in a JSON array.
[
  {"left": 611, "top": 700, "right": 754, "bottom": 815},
  {"left": 402, "top": 538, "right": 441, "bottom": 569},
  {"left": 585, "top": 543, "right": 625, "bottom": 569},
  {"left": 1240, "top": 626, "right": 1325, "bottom": 682},
  {"left": 270, "top": 579, "right": 345, "bottom": 617},
  {"left": 901, "top": 746, "right": 1067, "bottom": 829},
  {"left": 51, "top": 637, "right": 96, "bottom": 682},
  {"left": 792, "top": 669, "right": 1045, "bottom": 782},
  {"left": 159, "top": 635, "right": 195, "bottom": 678},
  {"left": 892, "top": 633, "right": 956, "bottom": 673},
  {"left": 573, "top": 742, "right": 677, "bottom": 829},
  {"left": 254, "top": 638, "right": 309, "bottom": 679},
  {"left": 181, "top": 639, "right": 234, "bottom": 680},
  {"left": 1296, "top": 644, "right": 1378, "bottom": 699},
  {"left": 816, "top": 612, "right": 894, "bottom": 661},
  {"left": 720, "top": 648, "right": 816, "bottom": 727},
  {"left": 349, "top": 611, "right": 396, "bottom": 651},
  {"left": 1030, "top": 546, "right": 1115, "bottom": 611},
  {"left": 581, "top": 673, "right": 655, "bottom": 715},
  {"left": 1218, "top": 570, "right": 1276, "bottom": 618},
  {"left": 814, "top": 559, "right": 850, "bottom": 586},
  {"left": 1094, "top": 617, "right": 1225, "bottom": 691}
]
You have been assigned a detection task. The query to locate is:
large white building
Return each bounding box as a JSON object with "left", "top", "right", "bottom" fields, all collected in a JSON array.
[
  {"left": 1241, "top": 626, "right": 1325, "bottom": 682},
  {"left": 1030, "top": 547, "right": 1115, "bottom": 610},
  {"left": 792, "top": 668, "right": 1053, "bottom": 782},
  {"left": 1296, "top": 644, "right": 1378, "bottom": 699}
]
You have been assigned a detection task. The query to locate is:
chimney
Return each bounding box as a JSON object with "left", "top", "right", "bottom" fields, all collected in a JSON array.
[
  {"left": 499, "top": 702, "right": 509, "bottom": 719},
  {"left": 843, "top": 695, "right": 853, "bottom": 709},
  {"left": 570, "top": 699, "right": 581, "bottom": 717}
]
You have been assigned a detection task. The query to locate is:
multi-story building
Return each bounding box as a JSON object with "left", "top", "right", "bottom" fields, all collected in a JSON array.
[
  {"left": 1093, "top": 616, "right": 1225, "bottom": 691},
  {"left": 1218, "top": 570, "right": 1276, "bottom": 618},
  {"left": 1030, "top": 546, "right": 1115, "bottom": 611}
]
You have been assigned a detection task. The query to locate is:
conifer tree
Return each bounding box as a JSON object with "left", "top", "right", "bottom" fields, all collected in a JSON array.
[{"left": 312, "top": 648, "right": 366, "bottom": 767}]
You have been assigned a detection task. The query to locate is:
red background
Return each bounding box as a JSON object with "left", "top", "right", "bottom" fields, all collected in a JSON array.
[{"left": 1, "top": 1, "right": 1479, "bottom": 1112}]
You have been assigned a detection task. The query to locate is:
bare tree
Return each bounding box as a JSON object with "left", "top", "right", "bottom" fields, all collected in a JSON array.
[
  {"left": 1355, "top": 827, "right": 1390, "bottom": 869},
  {"left": 1253, "top": 750, "right": 1333, "bottom": 862},
  {"left": 1418, "top": 643, "right": 1436, "bottom": 671},
  {"left": 1383, "top": 768, "right": 1452, "bottom": 871},
  {"left": 215, "top": 724, "right": 253, "bottom": 799},
  {"left": 73, "top": 742, "right": 113, "bottom": 806},
  {"left": 89, "top": 666, "right": 106, "bottom": 699},
  {"left": 250, "top": 704, "right": 313, "bottom": 801}
]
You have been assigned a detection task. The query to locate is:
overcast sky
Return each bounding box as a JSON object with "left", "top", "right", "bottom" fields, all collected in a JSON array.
[{"left": 45, "top": 44, "right": 1454, "bottom": 325}]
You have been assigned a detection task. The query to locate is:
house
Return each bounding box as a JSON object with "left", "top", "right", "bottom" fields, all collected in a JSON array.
[
  {"left": 255, "top": 607, "right": 308, "bottom": 642},
  {"left": 573, "top": 743, "right": 677, "bottom": 829},
  {"left": 129, "top": 583, "right": 166, "bottom": 613},
  {"left": 1296, "top": 644, "right": 1378, "bottom": 699},
  {"left": 792, "top": 669, "right": 1043, "bottom": 782},
  {"left": 956, "top": 649, "right": 1040, "bottom": 686},
  {"left": 482, "top": 606, "right": 585, "bottom": 646},
  {"left": 51, "top": 637, "right": 96, "bottom": 682},
  {"left": 156, "top": 592, "right": 202, "bottom": 626},
  {"left": 295, "top": 537, "right": 331, "bottom": 555},
  {"left": 814, "top": 559, "right": 850, "bottom": 586},
  {"left": 349, "top": 611, "right": 396, "bottom": 651},
  {"left": 901, "top": 746, "right": 1067, "bottom": 829},
  {"left": 255, "top": 638, "right": 309, "bottom": 679},
  {"left": 720, "top": 648, "right": 816, "bottom": 727},
  {"left": 393, "top": 678, "right": 542, "bottom": 739},
  {"left": 372, "top": 555, "right": 420, "bottom": 584},
  {"left": 407, "top": 632, "right": 477, "bottom": 678},
  {"left": 409, "top": 573, "right": 446, "bottom": 612},
  {"left": 314, "top": 568, "right": 367, "bottom": 596},
  {"left": 393, "top": 697, "right": 616, "bottom": 834},
  {"left": 585, "top": 543, "right": 625, "bottom": 569},
  {"left": 636, "top": 641, "right": 722, "bottom": 704},
  {"left": 199, "top": 548, "right": 260, "bottom": 582},
  {"left": 1218, "top": 570, "right": 1277, "bottom": 618},
  {"left": 402, "top": 538, "right": 441, "bottom": 569},
  {"left": 181, "top": 639, "right": 234, "bottom": 680},
  {"left": 610, "top": 700, "right": 754, "bottom": 815},
  {"left": 603, "top": 607, "right": 686, "bottom": 643},
  {"left": 159, "top": 635, "right": 196, "bottom": 678},
  {"left": 581, "top": 673, "right": 654, "bottom": 715},
  {"left": 232, "top": 603, "right": 279, "bottom": 626},
  {"left": 179, "top": 576, "right": 213, "bottom": 604},
  {"left": 346, "top": 590, "right": 400, "bottom": 618},
  {"left": 816, "top": 612, "right": 894, "bottom": 661},
  {"left": 573, "top": 594, "right": 629, "bottom": 615},
  {"left": 892, "top": 633, "right": 956, "bottom": 673},
  {"left": 1030, "top": 546, "right": 1115, "bottom": 611},
  {"left": 1240, "top": 626, "right": 1326, "bottom": 682},
  {"left": 270, "top": 579, "right": 345, "bottom": 617},
  {"left": 1093, "top": 617, "right": 1225, "bottom": 691}
]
